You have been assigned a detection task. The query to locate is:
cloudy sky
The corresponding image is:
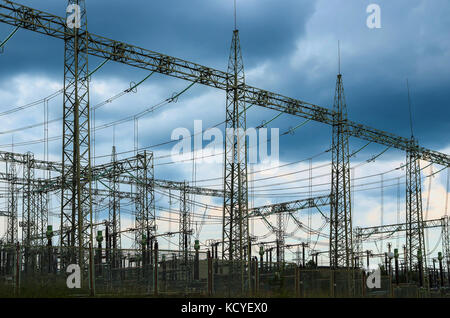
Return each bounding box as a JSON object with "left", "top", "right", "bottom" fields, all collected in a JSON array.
[{"left": 0, "top": 0, "right": 449, "bottom": 266}]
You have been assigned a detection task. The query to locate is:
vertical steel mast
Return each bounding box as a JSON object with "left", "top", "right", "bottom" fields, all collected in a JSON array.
[
  {"left": 134, "top": 151, "right": 156, "bottom": 251},
  {"left": 179, "top": 182, "right": 191, "bottom": 266},
  {"left": 6, "top": 158, "right": 18, "bottom": 246},
  {"left": 108, "top": 146, "right": 121, "bottom": 269},
  {"left": 330, "top": 71, "right": 353, "bottom": 269},
  {"left": 404, "top": 80, "right": 428, "bottom": 288},
  {"left": 60, "top": 0, "right": 93, "bottom": 270},
  {"left": 222, "top": 28, "right": 250, "bottom": 289},
  {"left": 21, "top": 152, "right": 35, "bottom": 272},
  {"left": 406, "top": 141, "right": 428, "bottom": 287}
]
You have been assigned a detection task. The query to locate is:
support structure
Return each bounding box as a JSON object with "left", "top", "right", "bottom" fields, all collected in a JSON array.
[
  {"left": 442, "top": 216, "right": 450, "bottom": 279},
  {"left": 108, "top": 146, "right": 121, "bottom": 269},
  {"left": 21, "top": 152, "right": 35, "bottom": 247},
  {"left": 1, "top": 0, "right": 450, "bottom": 295},
  {"left": 330, "top": 72, "right": 353, "bottom": 269},
  {"left": 60, "top": 0, "right": 93, "bottom": 270},
  {"left": 21, "top": 152, "right": 35, "bottom": 272},
  {"left": 35, "top": 190, "right": 48, "bottom": 248},
  {"left": 405, "top": 142, "right": 428, "bottom": 287},
  {"left": 179, "top": 182, "right": 191, "bottom": 265},
  {"left": 6, "top": 159, "right": 18, "bottom": 245},
  {"left": 222, "top": 29, "right": 250, "bottom": 291},
  {"left": 134, "top": 151, "right": 156, "bottom": 250},
  {"left": 276, "top": 212, "right": 285, "bottom": 265}
]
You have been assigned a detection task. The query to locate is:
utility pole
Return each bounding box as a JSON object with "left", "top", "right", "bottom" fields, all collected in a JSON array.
[
  {"left": 300, "top": 243, "right": 309, "bottom": 267},
  {"left": 403, "top": 244, "right": 408, "bottom": 282},
  {"left": 366, "top": 250, "right": 371, "bottom": 270},
  {"left": 433, "top": 258, "right": 438, "bottom": 288},
  {"left": 387, "top": 243, "right": 393, "bottom": 276},
  {"left": 394, "top": 248, "right": 399, "bottom": 285},
  {"left": 438, "top": 252, "right": 444, "bottom": 288}
]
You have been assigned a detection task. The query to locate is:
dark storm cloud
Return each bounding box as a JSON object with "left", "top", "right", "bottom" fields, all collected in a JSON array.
[
  {"left": 0, "top": 0, "right": 314, "bottom": 75},
  {"left": 1, "top": 0, "right": 449, "bottom": 161}
]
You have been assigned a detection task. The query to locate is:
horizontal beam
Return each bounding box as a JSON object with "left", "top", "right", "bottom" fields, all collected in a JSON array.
[
  {"left": 1, "top": 1, "right": 449, "bottom": 167},
  {"left": 248, "top": 195, "right": 331, "bottom": 218},
  {"left": 355, "top": 217, "right": 445, "bottom": 238},
  {"left": 0, "top": 149, "right": 224, "bottom": 197}
]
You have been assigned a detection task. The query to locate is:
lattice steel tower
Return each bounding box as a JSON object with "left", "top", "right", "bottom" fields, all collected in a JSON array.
[
  {"left": 276, "top": 212, "right": 286, "bottom": 265},
  {"left": 21, "top": 152, "right": 35, "bottom": 272},
  {"left": 60, "top": 0, "right": 93, "bottom": 268},
  {"left": 108, "top": 146, "right": 121, "bottom": 268},
  {"left": 6, "top": 158, "right": 18, "bottom": 245},
  {"left": 179, "top": 182, "right": 191, "bottom": 265},
  {"left": 222, "top": 30, "right": 249, "bottom": 260},
  {"left": 406, "top": 140, "right": 428, "bottom": 287},
  {"left": 222, "top": 28, "right": 250, "bottom": 290},
  {"left": 134, "top": 151, "right": 156, "bottom": 251},
  {"left": 330, "top": 72, "right": 353, "bottom": 269}
]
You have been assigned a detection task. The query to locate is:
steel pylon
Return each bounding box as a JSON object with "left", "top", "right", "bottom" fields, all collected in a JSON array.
[
  {"left": 6, "top": 158, "right": 18, "bottom": 245},
  {"left": 405, "top": 143, "right": 428, "bottom": 287},
  {"left": 108, "top": 146, "right": 121, "bottom": 269},
  {"left": 330, "top": 73, "right": 353, "bottom": 269},
  {"left": 222, "top": 29, "right": 250, "bottom": 292},
  {"left": 179, "top": 182, "right": 191, "bottom": 265},
  {"left": 60, "top": 0, "right": 93, "bottom": 269},
  {"left": 134, "top": 151, "right": 156, "bottom": 251}
]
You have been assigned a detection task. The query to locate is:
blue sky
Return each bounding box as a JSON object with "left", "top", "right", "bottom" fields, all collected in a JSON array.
[{"left": 0, "top": 0, "right": 449, "bottom": 264}]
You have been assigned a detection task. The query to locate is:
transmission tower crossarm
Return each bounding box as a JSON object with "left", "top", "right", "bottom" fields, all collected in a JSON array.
[
  {"left": 355, "top": 217, "right": 444, "bottom": 238},
  {"left": 247, "top": 195, "right": 331, "bottom": 218}
]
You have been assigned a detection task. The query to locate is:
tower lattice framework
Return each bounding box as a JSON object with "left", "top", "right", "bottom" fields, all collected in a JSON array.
[
  {"left": 330, "top": 73, "right": 353, "bottom": 269},
  {"left": 222, "top": 31, "right": 250, "bottom": 259},
  {"left": 222, "top": 29, "right": 250, "bottom": 291},
  {"left": 179, "top": 182, "right": 191, "bottom": 265},
  {"left": 134, "top": 151, "right": 156, "bottom": 252},
  {"left": 108, "top": 146, "right": 121, "bottom": 269},
  {"left": 60, "top": 0, "right": 93, "bottom": 268},
  {"left": 406, "top": 143, "right": 428, "bottom": 287}
]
